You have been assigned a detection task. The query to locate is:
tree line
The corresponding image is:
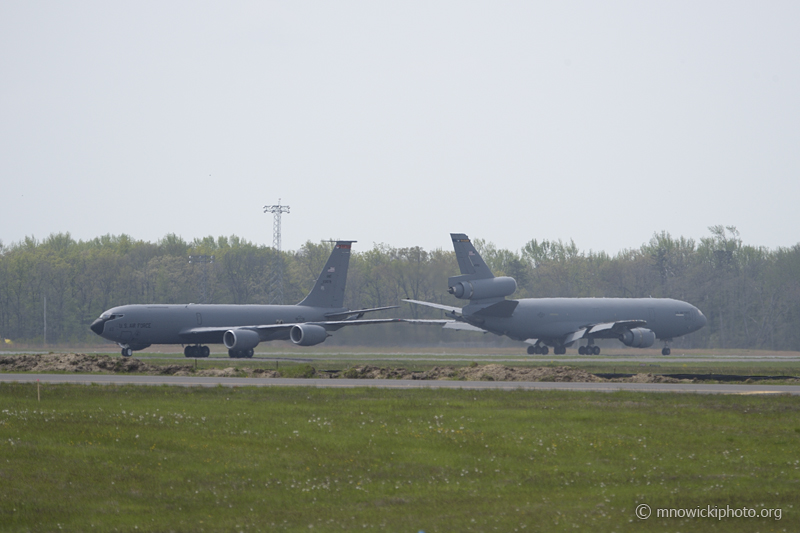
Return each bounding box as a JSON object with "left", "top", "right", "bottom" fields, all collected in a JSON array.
[{"left": 1, "top": 226, "right": 798, "bottom": 350}]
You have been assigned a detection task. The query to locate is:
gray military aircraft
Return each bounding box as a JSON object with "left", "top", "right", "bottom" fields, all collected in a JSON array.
[
  {"left": 404, "top": 233, "right": 707, "bottom": 355},
  {"left": 90, "top": 241, "right": 398, "bottom": 358}
]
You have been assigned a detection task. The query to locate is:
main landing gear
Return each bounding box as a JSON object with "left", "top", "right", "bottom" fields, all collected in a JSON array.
[
  {"left": 228, "top": 348, "right": 254, "bottom": 359},
  {"left": 578, "top": 345, "right": 601, "bottom": 355},
  {"left": 528, "top": 345, "right": 567, "bottom": 355},
  {"left": 184, "top": 345, "right": 210, "bottom": 358}
]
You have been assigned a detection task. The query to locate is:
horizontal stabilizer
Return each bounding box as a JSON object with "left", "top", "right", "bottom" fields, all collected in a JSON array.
[
  {"left": 472, "top": 299, "right": 519, "bottom": 318},
  {"left": 398, "top": 319, "right": 488, "bottom": 333},
  {"left": 442, "top": 321, "right": 487, "bottom": 333}
]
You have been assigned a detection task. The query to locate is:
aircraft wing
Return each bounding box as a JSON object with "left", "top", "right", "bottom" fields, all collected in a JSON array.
[
  {"left": 402, "top": 299, "right": 463, "bottom": 315},
  {"left": 179, "top": 318, "right": 402, "bottom": 339},
  {"left": 324, "top": 305, "right": 400, "bottom": 320},
  {"left": 556, "top": 319, "right": 649, "bottom": 345},
  {"left": 564, "top": 328, "right": 588, "bottom": 344},
  {"left": 587, "top": 319, "right": 648, "bottom": 334},
  {"left": 307, "top": 318, "right": 402, "bottom": 327}
]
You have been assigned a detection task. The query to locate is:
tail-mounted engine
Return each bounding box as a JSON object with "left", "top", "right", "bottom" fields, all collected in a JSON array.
[
  {"left": 290, "top": 324, "right": 329, "bottom": 346},
  {"left": 619, "top": 327, "right": 656, "bottom": 348},
  {"left": 448, "top": 276, "right": 517, "bottom": 300}
]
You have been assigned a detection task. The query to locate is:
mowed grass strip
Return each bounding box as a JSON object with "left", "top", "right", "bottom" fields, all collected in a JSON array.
[{"left": 1, "top": 384, "right": 798, "bottom": 532}]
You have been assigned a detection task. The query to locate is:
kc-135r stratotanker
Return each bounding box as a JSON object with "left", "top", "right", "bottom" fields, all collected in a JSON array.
[
  {"left": 90, "top": 241, "right": 397, "bottom": 358},
  {"left": 404, "top": 233, "right": 707, "bottom": 355}
]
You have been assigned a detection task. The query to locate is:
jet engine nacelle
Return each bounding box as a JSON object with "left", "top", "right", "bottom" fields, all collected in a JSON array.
[
  {"left": 223, "top": 328, "right": 261, "bottom": 350},
  {"left": 290, "top": 324, "right": 329, "bottom": 346},
  {"left": 619, "top": 327, "right": 656, "bottom": 348},
  {"left": 448, "top": 276, "right": 517, "bottom": 300}
]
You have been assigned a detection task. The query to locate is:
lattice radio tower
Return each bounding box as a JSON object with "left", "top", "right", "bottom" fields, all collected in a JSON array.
[{"left": 263, "top": 198, "right": 290, "bottom": 304}]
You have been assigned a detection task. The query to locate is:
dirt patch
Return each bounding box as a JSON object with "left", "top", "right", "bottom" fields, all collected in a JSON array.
[
  {"left": 172, "top": 367, "right": 281, "bottom": 378},
  {"left": 459, "top": 364, "right": 603, "bottom": 382},
  {"left": 1, "top": 353, "right": 693, "bottom": 383},
  {"left": 0, "top": 353, "right": 284, "bottom": 378},
  {"left": 0, "top": 353, "right": 189, "bottom": 375},
  {"left": 338, "top": 363, "right": 606, "bottom": 382},
  {"left": 609, "top": 373, "right": 685, "bottom": 384}
]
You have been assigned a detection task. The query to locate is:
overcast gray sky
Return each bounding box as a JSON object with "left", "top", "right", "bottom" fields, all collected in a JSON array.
[{"left": 2, "top": 1, "right": 798, "bottom": 255}]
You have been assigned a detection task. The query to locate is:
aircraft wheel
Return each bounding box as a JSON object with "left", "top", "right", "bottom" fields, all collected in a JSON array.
[
  {"left": 121, "top": 347, "right": 133, "bottom": 357},
  {"left": 593, "top": 346, "right": 601, "bottom": 355},
  {"left": 662, "top": 347, "right": 671, "bottom": 356},
  {"left": 541, "top": 346, "right": 549, "bottom": 355},
  {"left": 246, "top": 349, "right": 254, "bottom": 358},
  {"left": 578, "top": 346, "right": 586, "bottom": 355},
  {"left": 527, "top": 346, "right": 536, "bottom": 355},
  {"left": 201, "top": 346, "right": 210, "bottom": 358}
]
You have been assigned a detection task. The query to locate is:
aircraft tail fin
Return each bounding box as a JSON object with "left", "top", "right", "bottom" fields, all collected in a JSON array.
[
  {"left": 297, "top": 241, "right": 354, "bottom": 308},
  {"left": 450, "top": 233, "right": 495, "bottom": 280},
  {"left": 448, "top": 233, "right": 517, "bottom": 305}
]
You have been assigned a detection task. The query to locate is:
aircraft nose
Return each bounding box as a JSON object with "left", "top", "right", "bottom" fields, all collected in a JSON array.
[
  {"left": 696, "top": 309, "right": 707, "bottom": 329},
  {"left": 90, "top": 318, "right": 106, "bottom": 335}
]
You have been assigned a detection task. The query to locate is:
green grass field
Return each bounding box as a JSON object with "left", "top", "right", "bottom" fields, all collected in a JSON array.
[{"left": 1, "top": 383, "right": 798, "bottom": 532}]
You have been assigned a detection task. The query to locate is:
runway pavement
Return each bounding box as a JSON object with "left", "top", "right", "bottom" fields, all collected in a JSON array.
[{"left": 2, "top": 373, "right": 799, "bottom": 395}]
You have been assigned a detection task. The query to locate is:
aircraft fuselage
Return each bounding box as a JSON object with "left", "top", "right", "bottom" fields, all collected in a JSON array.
[
  {"left": 469, "top": 297, "right": 706, "bottom": 343},
  {"left": 91, "top": 303, "right": 345, "bottom": 349}
]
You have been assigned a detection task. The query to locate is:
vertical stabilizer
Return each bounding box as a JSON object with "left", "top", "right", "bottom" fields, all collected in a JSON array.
[
  {"left": 297, "top": 241, "right": 354, "bottom": 308},
  {"left": 448, "top": 233, "right": 517, "bottom": 305},
  {"left": 450, "top": 233, "right": 495, "bottom": 280}
]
